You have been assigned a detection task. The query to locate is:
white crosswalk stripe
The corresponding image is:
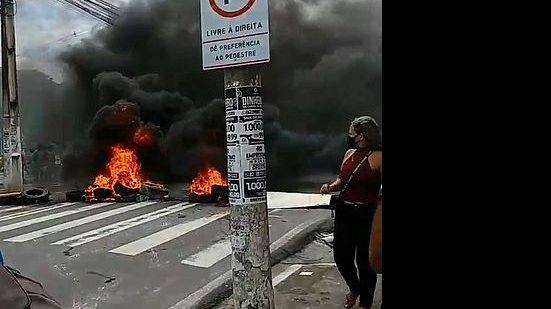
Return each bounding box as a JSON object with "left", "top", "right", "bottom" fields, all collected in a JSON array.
[
  {"left": 4, "top": 201, "right": 158, "bottom": 242},
  {"left": 0, "top": 202, "right": 113, "bottom": 233},
  {"left": 272, "top": 264, "right": 303, "bottom": 286},
  {"left": 0, "top": 202, "right": 77, "bottom": 222},
  {"left": 0, "top": 206, "right": 26, "bottom": 215},
  {"left": 109, "top": 212, "right": 229, "bottom": 256},
  {"left": 52, "top": 202, "right": 196, "bottom": 247},
  {"left": 178, "top": 208, "right": 280, "bottom": 268},
  {"left": 180, "top": 239, "right": 231, "bottom": 268}
]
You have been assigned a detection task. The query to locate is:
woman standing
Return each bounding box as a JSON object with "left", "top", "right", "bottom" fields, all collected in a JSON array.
[{"left": 321, "top": 116, "right": 382, "bottom": 309}]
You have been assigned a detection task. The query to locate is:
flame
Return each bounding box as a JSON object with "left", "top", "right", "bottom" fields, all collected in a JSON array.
[
  {"left": 133, "top": 127, "right": 154, "bottom": 147},
  {"left": 190, "top": 165, "right": 228, "bottom": 195},
  {"left": 86, "top": 144, "right": 149, "bottom": 197}
]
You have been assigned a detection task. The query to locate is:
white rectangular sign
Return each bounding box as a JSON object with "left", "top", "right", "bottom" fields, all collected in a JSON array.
[{"left": 200, "top": 0, "right": 270, "bottom": 70}]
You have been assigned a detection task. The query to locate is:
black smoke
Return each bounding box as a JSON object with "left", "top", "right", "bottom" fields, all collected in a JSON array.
[
  {"left": 59, "top": 0, "right": 382, "bottom": 190},
  {"left": 62, "top": 100, "right": 165, "bottom": 188},
  {"left": 92, "top": 72, "right": 193, "bottom": 131}
]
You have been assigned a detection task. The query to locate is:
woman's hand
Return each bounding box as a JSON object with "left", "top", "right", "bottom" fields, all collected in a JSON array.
[{"left": 320, "top": 183, "right": 331, "bottom": 194}]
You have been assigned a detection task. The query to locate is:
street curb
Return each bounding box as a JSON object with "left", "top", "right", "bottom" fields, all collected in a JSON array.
[{"left": 167, "top": 212, "right": 333, "bottom": 309}]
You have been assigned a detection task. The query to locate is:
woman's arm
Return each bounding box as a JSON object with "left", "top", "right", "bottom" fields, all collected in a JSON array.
[
  {"left": 321, "top": 176, "right": 344, "bottom": 194},
  {"left": 320, "top": 149, "right": 355, "bottom": 194}
]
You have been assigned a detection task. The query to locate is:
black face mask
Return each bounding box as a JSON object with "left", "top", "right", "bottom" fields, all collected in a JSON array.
[{"left": 347, "top": 135, "right": 359, "bottom": 149}]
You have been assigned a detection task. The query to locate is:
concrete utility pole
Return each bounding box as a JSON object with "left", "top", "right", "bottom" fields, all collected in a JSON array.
[
  {"left": 225, "top": 69, "right": 274, "bottom": 309},
  {"left": 0, "top": 0, "right": 23, "bottom": 197},
  {"left": 200, "top": 0, "right": 273, "bottom": 305}
]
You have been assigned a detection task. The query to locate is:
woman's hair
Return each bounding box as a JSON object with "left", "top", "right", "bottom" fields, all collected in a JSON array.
[{"left": 351, "top": 116, "right": 382, "bottom": 150}]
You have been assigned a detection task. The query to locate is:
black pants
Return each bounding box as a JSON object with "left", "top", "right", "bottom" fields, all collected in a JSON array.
[{"left": 334, "top": 203, "right": 377, "bottom": 308}]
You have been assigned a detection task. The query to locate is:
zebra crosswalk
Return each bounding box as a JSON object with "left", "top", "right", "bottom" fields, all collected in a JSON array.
[
  {"left": 0, "top": 201, "right": 233, "bottom": 266},
  {"left": 0, "top": 197, "right": 331, "bottom": 309},
  {"left": 0, "top": 202, "right": 113, "bottom": 233},
  {"left": 51, "top": 202, "right": 196, "bottom": 247},
  {"left": 3, "top": 201, "right": 158, "bottom": 242},
  {"left": 109, "top": 211, "right": 229, "bottom": 256},
  {"left": 0, "top": 201, "right": 272, "bottom": 270},
  {"left": 0, "top": 202, "right": 77, "bottom": 222},
  {"left": 0, "top": 199, "right": 327, "bottom": 272}
]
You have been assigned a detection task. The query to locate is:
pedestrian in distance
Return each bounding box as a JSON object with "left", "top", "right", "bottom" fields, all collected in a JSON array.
[{"left": 320, "top": 116, "right": 382, "bottom": 309}]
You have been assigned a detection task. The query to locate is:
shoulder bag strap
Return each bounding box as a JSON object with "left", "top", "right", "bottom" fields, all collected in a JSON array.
[{"left": 340, "top": 150, "right": 372, "bottom": 195}]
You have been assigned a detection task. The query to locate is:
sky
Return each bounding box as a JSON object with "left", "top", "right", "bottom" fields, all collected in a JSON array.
[
  {"left": 9, "top": 0, "right": 374, "bottom": 83},
  {"left": 12, "top": 0, "right": 132, "bottom": 82}
]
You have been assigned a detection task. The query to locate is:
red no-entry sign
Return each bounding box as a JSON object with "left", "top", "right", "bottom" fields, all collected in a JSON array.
[
  {"left": 200, "top": 0, "right": 270, "bottom": 70},
  {"left": 209, "top": 0, "right": 256, "bottom": 18}
]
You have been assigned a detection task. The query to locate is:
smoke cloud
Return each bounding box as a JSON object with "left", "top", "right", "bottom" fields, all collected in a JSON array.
[{"left": 58, "top": 0, "right": 382, "bottom": 190}]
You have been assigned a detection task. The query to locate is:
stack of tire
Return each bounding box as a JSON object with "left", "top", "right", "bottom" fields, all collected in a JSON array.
[{"left": 22, "top": 188, "right": 50, "bottom": 204}]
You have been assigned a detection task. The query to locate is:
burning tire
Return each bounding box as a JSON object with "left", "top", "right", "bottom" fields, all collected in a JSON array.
[
  {"left": 114, "top": 182, "right": 139, "bottom": 196},
  {"left": 211, "top": 185, "right": 229, "bottom": 199},
  {"left": 93, "top": 188, "right": 114, "bottom": 199},
  {"left": 189, "top": 165, "right": 229, "bottom": 204},
  {"left": 22, "top": 188, "right": 50, "bottom": 204},
  {"left": 188, "top": 193, "right": 218, "bottom": 203},
  {"left": 83, "top": 143, "right": 164, "bottom": 203},
  {"left": 140, "top": 183, "right": 168, "bottom": 200},
  {"left": 116, "top": 193, "right": 138, "bottom": 203}
]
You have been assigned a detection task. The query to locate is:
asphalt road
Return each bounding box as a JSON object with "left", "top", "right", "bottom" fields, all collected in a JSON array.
[{"left": 0, "top": 199, "right": 330, "bottom": 309}]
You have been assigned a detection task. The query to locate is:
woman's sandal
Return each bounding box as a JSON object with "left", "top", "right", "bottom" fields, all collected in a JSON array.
[{"left": 344, "top": 292, "right": 359, "bottom": 309}]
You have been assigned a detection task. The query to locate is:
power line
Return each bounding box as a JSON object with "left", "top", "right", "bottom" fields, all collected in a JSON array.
[
  {"left": 95, "top": 0, "right": 119, "bottom": 11},
  {"left": 60, "top": 0, "right": 114, "bottom": 25},
  {"left": 21, "top": 29, "right": 93, "bottom": 53},
  {"left": 52, "top": 0, "right": 111, "bottom": 26},
  {"left": 17, "top": 29, "right": 97, "bottom": 58},
  {"left": 75, "top": 0, "right": 120, "bottom": 17},
  {"left": 85, "top": 0, "right": 120, "bottom": 14},
  {"left": 76, "top": 0, "right": 119, "bottom": 19},
  {"left": 51, "top": 0, "right": 120, "bottom": 26},
  {"left": 17, "top": 0, "right": 114, "bottom": 57}
]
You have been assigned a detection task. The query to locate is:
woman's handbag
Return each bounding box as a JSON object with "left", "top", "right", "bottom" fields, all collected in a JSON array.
[{"left": 329, "top": 194, "right": 344, "bottom": 208}]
